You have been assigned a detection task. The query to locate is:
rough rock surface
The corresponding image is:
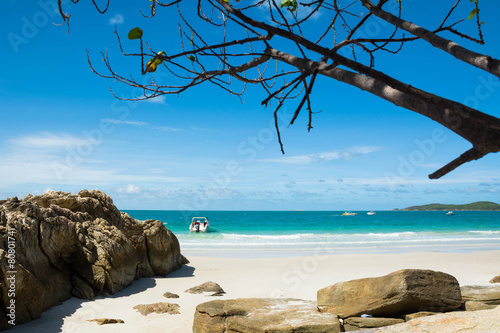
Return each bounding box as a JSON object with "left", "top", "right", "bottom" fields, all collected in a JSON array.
[
  {"left": 343, "top": 317, "right": 404, "bottom": 331},
  {"left": 490, "top": 276, "right": 500, "bottom": 284},
  {"left": 461, "top": 285, "right": 500, "bottom": 305},
  {"left": 464, "top": 301, "right": 497, "bottom": 311},
  {"left": 317, "top": 269, "right": 462, "bottom": 318},
  {"left": 185, "top": 281, "right": 225, "bottom": 296},
  {"left": 404, "top": 311, "right": 438, "bottom": 321},
  {"left": 133, "top": 302, "right": 180, "bottom": 315},
  {"left": 193, "top": 298, "right": 342, "bottom": 333},
  {"left": 371, "top": 304, "right": 500, "bottom": 332},
  {"left": 87, "top": 318, "right": 125, "bottom": 325},
  {"left": 0, "top": 190, "right": 187, "bottom": 329},
  {"left": 163, "top": 291, "right": 180, "bottom": 299}
]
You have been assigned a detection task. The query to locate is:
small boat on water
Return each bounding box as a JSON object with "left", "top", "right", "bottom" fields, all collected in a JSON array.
[
  {"left": 189, "top": 217, "right": 210, "bottom": 232},
  {"left": 367, "top": 211, "right": 376, "bottom": 215},
  {"left": 446, "top": 211, "right": 455, "bottom": 216},
  {"left": 342, "top": 212, "right": 357, "bottom": 216}
]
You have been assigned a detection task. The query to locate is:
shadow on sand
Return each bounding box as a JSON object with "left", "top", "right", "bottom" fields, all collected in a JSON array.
[
  {"left": 8, "top": 264, "right": 194, "bottom": 333},
  {"left": 166, "top": 264, "right": 195, "bottom": 278}
]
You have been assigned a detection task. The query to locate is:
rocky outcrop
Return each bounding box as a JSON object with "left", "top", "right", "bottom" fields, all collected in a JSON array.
[
  {"left": 190, "top": 270, "right": 499, "bottom": 332},
  {"left": 185, "top": 281, "right": 225, "bottom": 296},
  {"left": 343, "top": 317, "right": 404, "bottom": 331},
  {"left": 490, "top": 276, "right": 500, "bottom": 284},
  {"left": 317, "top": 269, "right": 462, "bottom": 318},
  {"left": 404, "top": 311, "right": 438, "bottom": 321},
  {"left": 133, "top": 302, "right": 180, "bottom": 315},
  {"left": 461, "top": 285, "right": 500, "bottom": 305},
  {"left": 87, "top": 318, "right": 125, "bottom": 325},
  {"left": 0, "top": 190, "right": 187, "bottom": 330},
  {"left": 193, "top": 298, "right": 342, "bottom": 333},
  {"left": 371, "top": 305, "right": 500, "bottom": 332},
  {"left": 464, "top": 301, "right": 497, "bottom": 311},
  {"left": 163, "top": 291, "right": 180, "bottom": 299}
]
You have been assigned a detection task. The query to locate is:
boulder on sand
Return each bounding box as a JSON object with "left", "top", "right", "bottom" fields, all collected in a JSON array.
[
  {"left": 133, "top": 302, "right": 180, "bottom": 316},
  {"left": 372, "top": 304, "right": 500, "bottom": 333},
  {"left": 0, "top": 190, "right": 187, "bottom": 329},
  {"left": 185, "top": 281, "right": 225, "bottom": 296},
  {"left": 317, "top": 269, "right": 462, "bottom": 318},
  {"left": 193, "top": 298, "right": 341, "bottom": 333}
]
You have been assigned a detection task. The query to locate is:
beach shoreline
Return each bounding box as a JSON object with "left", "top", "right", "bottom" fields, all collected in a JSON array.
[{"left": 9, "top": 250, "right": 500, "bottom": 333}]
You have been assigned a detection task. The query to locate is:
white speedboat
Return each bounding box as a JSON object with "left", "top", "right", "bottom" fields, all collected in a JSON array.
[
  {"left": 342, "top": 212, "right": 357, "bottom": 216},
  {"left": 189, "top": 217, "right": 210, "bottom": 232},
  {"left": 367, "top": 211, "right": 376, "bottom": 215},
  {"left": 446, "top": 211, "right": 455, "bottom": 216}
]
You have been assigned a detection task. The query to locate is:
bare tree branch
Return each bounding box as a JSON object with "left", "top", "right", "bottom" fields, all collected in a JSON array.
[
  {"left": 57, "top": 0, "right": 500, "bottom": 179},
  {"left": 429, "top": 147, "right": 488, "bottom": 180},
  {"left": 361, "top": 0, "right": 500, "bottom": 78}
]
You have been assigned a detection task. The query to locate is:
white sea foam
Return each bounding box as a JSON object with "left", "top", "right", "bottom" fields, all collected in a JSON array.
[
  {"left": 178, "top": 229, "right": 500, "bottom": 254},
  {"left": 221, "top": 233, "right": 311, "bottom": 240},
  {"left": 362, "top": 232, "right": 418, "bottom": 238},
  {"left": 469, "top": 230, "right": 500, "bottom": 234}
]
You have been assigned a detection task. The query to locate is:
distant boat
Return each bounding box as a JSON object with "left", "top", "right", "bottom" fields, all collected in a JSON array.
[
  {"left": 342, "top": 212, "right": 357, "bottom": 216},
  {"left": 367, "top": 211, "right": 376, "bottom": 215},
  {"left": 446, "top": 211, "right": 455, "bottom": 216},
  {"left": 189, "top": 217, "right": 210, "bottom": 232}
]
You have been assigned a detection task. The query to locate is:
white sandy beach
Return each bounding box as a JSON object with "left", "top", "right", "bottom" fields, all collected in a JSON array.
[{"left": 10, "top": 250, "right": 500, "bottom": 333}]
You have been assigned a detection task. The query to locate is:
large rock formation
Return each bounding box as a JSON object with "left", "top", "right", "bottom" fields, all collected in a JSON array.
[
  {"left": 317, "top": 269, "right": 462, "bottom": 318},
  {"left": 461, "top": 285, "right": 500, "bottom": 305},
  {"left": 371, "top": 304, "right": 500, "bottom": 332},
  {"left": 193, "top": 298, "right": 342, "bottom": 333},
  {"left": 0, "top": 190, "right": 187, "bottom": 330}
]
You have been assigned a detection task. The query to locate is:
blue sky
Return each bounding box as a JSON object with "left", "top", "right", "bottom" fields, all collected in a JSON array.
[{"left": 1, "top": 0, "right": 499, "bottom": 210}]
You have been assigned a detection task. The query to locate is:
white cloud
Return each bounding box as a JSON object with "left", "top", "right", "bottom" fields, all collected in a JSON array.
[
  {"left": 9, "top": 132, "right": 88, "bottom": 150},
  {"left": 144, "top": 95, "right": 167, "bottom": 104},
  {"left": 156, "top": 126, "right": 182, "bottom": 132},
  {"left": 0, "top": 133, "right": 190, "bottom": 187},
  {"left": 452, "top": 187, "right": 499, "bottom": 194},
  {"left": 109, "top": 14, "right": 124, "bottom": 25},
  {"left": 101, "top": 118, "right": 181, "bottom": 132},
  {"left": 260, "top": 146, "right": 384, "bottom": 165},
  {"left": 103, "top": 119, "right": 147, "bottom": 126},
  {"left": 117, "top": 184, "right": 141, "bottom": 194}
]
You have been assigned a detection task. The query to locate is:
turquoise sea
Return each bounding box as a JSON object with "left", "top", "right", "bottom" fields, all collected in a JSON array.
[{"left": 123, "top": 210, "right": 500, "bottom": 257}]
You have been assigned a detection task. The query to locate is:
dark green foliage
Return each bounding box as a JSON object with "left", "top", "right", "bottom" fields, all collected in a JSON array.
[{"left": 403, "top": 201, "right": 500, "bottom": 211}]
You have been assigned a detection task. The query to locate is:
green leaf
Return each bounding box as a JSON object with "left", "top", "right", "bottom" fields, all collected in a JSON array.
[
  {"left": 468, "top": 8, "right": 478, "bottom": 20},
  {"left": 128, "top": 27, "right": 143, "bottom": 40},
  {"left": 146, "top": 59, "right": 157, "bottom": 72},
  {"left": 280, "top": 0, "right": 297, "bottom": 11},
  {"left": 189, "top": 55, "right": 195, "bottom": 62}
]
